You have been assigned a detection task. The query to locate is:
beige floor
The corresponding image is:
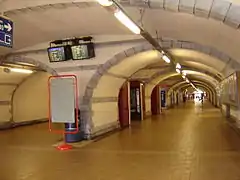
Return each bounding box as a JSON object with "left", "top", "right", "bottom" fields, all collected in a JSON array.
[{"left": 1, "top": 101, "right": 240, "bottom": 180}]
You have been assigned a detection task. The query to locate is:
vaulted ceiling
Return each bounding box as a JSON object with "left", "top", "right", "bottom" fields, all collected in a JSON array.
[
  {"left": 1, "top": 0, "right": 240, "bottom": 93},
  {"left": 1, "top": 0, "right": 240, "bottom": 59}
]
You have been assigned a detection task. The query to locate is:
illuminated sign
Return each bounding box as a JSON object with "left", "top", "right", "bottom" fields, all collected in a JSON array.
[{"left": 0, "top": 16, "right": 13, "bottom": 48}]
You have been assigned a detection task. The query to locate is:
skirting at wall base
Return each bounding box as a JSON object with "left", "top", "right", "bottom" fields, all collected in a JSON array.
[
  {"left": 226, "top": 116, "right": 240, "bottom": 136},
  {"left": 88, "top": 121, "right": 120, "bottom": 139},
  {"left": 0, "top": 118, "right": 48, "bottom": 130},
  {"left": 0, "top": 121, "right": 12, "bottom": 130},
  {"left": 145, "top": 111, "right": 152, "bottom": 118}
]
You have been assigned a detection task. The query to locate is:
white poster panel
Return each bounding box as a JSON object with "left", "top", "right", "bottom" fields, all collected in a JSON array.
[{"left": 50, "top": 77, "right": 75, "bottom": 123}]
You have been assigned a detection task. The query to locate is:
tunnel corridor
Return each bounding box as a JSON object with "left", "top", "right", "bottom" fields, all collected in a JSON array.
[
  {"left": 1, "top": 101, "right": 240, "bottom": 180},
  {"left": 2, "top": 0, "right": 240, "bottom": 179}
]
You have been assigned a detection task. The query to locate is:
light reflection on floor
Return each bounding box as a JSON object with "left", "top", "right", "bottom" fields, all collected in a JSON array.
[{"left": 0, "top": 102, "right": 240, "bottom": 180}]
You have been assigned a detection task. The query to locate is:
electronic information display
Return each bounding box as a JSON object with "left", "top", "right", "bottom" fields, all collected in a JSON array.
[
  {"left": 71, "top": 44, "right": 89, "bottom": 60},
  {"left": 48, "top": 46, "right": 66, "bottom": 62}
]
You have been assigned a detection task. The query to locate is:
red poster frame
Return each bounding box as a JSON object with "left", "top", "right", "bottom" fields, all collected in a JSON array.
[{"left": 48, "top": 74, "right": 79, "bottom": 135}]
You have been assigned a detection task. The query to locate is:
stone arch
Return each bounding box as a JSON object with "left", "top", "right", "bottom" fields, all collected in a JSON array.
[
  {"left": 4, "top": 55, "right": 57, "bottom": 75},
  {"left": 146, "top": 70, "right": 219, "bottom": 99},
  {"left": 3, "top": 0, "right": 240, "bottom": 32},
  {"left": 179, "top": 84, "right": 214, "bottom": 98},
  {"left": 0, "top": 55, "right": 56, "bottom": 128},
  {"left": 170, "top": 80, "right": 216, "bottom": 93},
  {"left": 125, "top": 0, "right": 240, "bottom": 30},
  {"left": 173, "top": 81, "right": 216, "bottom": 95},
  {"left": 177, "top": 83, "right": 214, "bottom": 97},
  {"left": 82, "top": 39, "right": 239, "bottom": 138},
  {"left": 178, "top": 82, "right": 216, "bottom": 104},
  {"left": 176, "top": 80, "right": 217, "bottom": 103},
  {"left": 84, "top": 39, "right": 238, "bottom": 105}
]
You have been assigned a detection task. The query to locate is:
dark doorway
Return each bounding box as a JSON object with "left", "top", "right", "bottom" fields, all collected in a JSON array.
[
  {"left": 130, "top": 81, "right": 144, "bottom": 121},
  {"left": 161, "top": 89, "right": 166, "bottom": 108},
  {"left": 130, "top": 87, "right": 141, "bottom": 120},
  {"left": 176, "top": 93, "right": 179, "bottom": 105},
  {"left": 118, "top": 82, "right": 130, "bottom": 128},
  {"left": 151, "top": 85, "right": 160, "bottom": 115},
  {"left": 226, "top": 104, "right": 230, "bottom": 119}
]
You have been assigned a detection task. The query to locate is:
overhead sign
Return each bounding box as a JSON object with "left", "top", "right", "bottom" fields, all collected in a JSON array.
[{"left": 0, "top": 16, "right": 13, "bottom": 48}]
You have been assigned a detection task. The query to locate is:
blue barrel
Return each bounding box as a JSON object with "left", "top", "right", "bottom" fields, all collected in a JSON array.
[{"left": 64, "top": 109, "right": 84, "bottom": 143}]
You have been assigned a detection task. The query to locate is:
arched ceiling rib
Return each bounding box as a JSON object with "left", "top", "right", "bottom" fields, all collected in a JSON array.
[
  {"left": 139, "top": 64, "right": 222, "bottom": 84},
  {"left": 178, "top": 83, "right": 212, "bottom": 94},
  {"left": 2, "top": 0, "right": 240, "bottom": 29},
  {"left": 124, "top": 3, "right": 240, "bottom": 62},
  {"left": 0, "top": 1, "right": 98, "bottom": 12},
  {"left": 179, "top": 84, "right": 213, "bottom": 97},
  {"left": 185, "top": 72, "right": 219, "bottom": 86},
  {"left": 175, "top": 83, "right": 215, "bottom": 98},
  {"left": 122, "top": 0, "right": 240, "bottom": 30},
  {"left": 169, "top": 80, "right": 215, "bottom": 93},
  {"left": 1, "top": 0, "right": 240, "bottom": 65},
  {"left": 169, "top": 49, "right": 228, "bottom": 76},
  {"left": 0, "top": 66, "right": 35, "bottom": 103},
  {"left": 158, "top": 76, "right": 183, "bottom": 87},
  {"left": 85, "top": 43, "right": 236, "bottom": 103},
  {"left": 182, "top": 66, "right": 222, "bottom": 81},
  {"left": 149, "top": 71, "right": 218, "bottom": 89}
]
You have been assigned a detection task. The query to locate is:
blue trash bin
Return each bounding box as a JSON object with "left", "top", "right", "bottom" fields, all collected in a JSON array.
[{"left": 65, "top": 109, "right": 83, "bottom": 143}]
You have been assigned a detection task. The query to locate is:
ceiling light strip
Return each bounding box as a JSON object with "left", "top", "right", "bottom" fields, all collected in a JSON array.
[{"left": 96, "top": 0, "right": 197, "bottom": 88}]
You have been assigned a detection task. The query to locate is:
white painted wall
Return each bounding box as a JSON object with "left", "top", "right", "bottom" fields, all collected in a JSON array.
[
  {"left": 0, "top": 86, "right": 15, "bottom": 123},
  {"left": 9, "top": 39, "right": 235, "bottom": 135},
  {"left": 91, "top": 75, "right": 125, "bottom": 132},
  {"left": 145, "top": 98, "right": 151, "bottom": 115},
  {"left": 13, "top": 72, "right": 51, "bottom": 122},
  {"left": 92, "top": 102, "right": 119, "bottom": 131},
  {"left": 0, "top": 105, "right": 11, "bottom": 123}
]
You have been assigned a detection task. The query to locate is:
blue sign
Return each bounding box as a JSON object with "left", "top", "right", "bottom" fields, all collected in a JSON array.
[
  {"left": 0, "top": 16, "right": 13, "bottom": 48},
  {"left": 161, "top": 90, "right": 166, "bottom": 107}
]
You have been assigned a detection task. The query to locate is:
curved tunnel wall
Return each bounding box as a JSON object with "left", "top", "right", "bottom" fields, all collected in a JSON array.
[
  {"left": 12, "top": 72, "right": 51, "bottom": 123},
  {"left": 178, "top": 84, "right": 214, "bottom": 103},
  {"left": 0, "top": 85, "right": 16, "bottom": 123},
  {"left": 83, "top": 41, "right": 234, "bottom": 137}
]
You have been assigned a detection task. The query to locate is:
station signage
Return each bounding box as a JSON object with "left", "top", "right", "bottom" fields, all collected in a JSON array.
[{"left": 0, "top": 16, "right": 13, "bottom": 48}]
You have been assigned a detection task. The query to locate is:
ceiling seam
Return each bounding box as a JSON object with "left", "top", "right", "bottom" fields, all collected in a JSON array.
[
  {"left": 223, "top": 2, "right": 232, "bottom": 23},
  {"left": 193, "top": 0, "right": 197, "bottom": 15},
  {"left": 207, "top": 0, "right": 215, "bottom": 19}
]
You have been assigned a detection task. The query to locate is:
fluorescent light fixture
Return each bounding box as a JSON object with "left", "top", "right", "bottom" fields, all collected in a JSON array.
[
  {"left": 176, "top": 68, "right": 181, "bottom": 74},
  {"left": 96, "top": 0, "right": 113, "bottom": 6},
  {"left": 114, "top": 10, "right": 141, "bottom": 34},
  {"left": 162, "top": 55, "right": 171, "bottom": 63},
  {"left": 10, "top": 68, "right": 33, "bottom": 74},
  {"left": 176, "top": 63, "right": 181, "bottom": 69}
]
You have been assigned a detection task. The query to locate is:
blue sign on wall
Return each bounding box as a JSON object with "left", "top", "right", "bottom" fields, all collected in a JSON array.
[
  {"left": 161, "top": 90, "right": 166, "bottom": 107},
  {"left": 0, "top": 16, "right": 13, "bottom": 48}
]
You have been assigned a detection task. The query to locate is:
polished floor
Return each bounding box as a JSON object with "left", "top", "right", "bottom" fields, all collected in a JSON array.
[{"left": 1, "top": 101, "right": 240, "bottom": 180}]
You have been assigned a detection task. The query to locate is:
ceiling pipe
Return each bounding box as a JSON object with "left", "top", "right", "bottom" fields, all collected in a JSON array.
[
  {"left": 96, "top": 0, "right": 197, "bottom": 87},
  {"left": 99, "top": 0, "right": 175, "bottom": 61}
]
